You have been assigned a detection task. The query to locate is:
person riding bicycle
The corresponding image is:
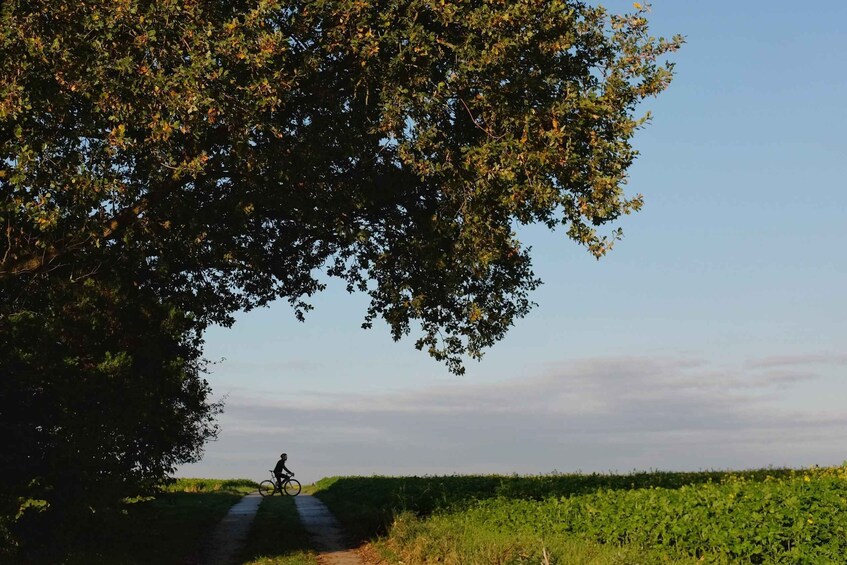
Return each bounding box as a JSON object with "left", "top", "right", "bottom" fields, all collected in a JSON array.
[
  {"left": 260, "top": 453, "right": 301, "bottom": 497},
  {"left": 273, "top": 453, "right": 293, "bottom": 485}
]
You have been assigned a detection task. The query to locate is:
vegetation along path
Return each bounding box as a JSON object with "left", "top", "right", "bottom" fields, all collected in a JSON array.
[
  {"left": 294, "top": 494, "right": 363, "bottom": 565},
  {"left": 201, "top": 492, "right": 263, "bottom": 565}
]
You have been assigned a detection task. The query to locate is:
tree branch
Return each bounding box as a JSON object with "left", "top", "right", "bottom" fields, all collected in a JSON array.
[{"left": 0, "top": 177, "right": 180, "bottom": 279}]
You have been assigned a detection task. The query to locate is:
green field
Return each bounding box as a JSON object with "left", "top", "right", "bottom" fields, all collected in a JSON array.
[
  {"left": 312, "top": 465, "right": 847, "bottom": 564},
  {"left": 14, "top": 467, "right": 847, "bottom": 564}
]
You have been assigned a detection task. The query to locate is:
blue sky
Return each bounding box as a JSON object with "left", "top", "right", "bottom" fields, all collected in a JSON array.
[{"left": 177, "top": 1, "right": 847, "bottom": 483}]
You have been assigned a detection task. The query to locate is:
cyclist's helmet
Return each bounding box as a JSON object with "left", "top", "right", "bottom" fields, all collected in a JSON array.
[{"left": 280, "top": 453, "right": 287, "bottom": 459}]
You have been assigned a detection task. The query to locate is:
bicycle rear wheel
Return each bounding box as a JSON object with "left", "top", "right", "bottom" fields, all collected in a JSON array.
[
  {"left": 258, "top": 480, "right": 276, "bottom": 497},
  {"left": 283, "top": 478, "right": 301, "bottom": 496}
]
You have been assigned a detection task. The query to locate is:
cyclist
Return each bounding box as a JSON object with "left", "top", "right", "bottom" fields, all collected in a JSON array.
[{"left": 273, "top": 453, "right": 293, "bottom": 486}]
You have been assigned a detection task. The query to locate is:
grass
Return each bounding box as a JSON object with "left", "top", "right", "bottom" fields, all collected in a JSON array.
[
  {"left": 12, "top": 477, "right": 324, "bottom": 565},
  {"left": 313, "top": 466, "right": 847, "bottom": 564},
  {"left": 373, "top": 511, "right": 700, "bottom": 565},
  {"left": 238, "top": 495, "right": 318, "bottom": 565},
  {"left": 44, "top": 478, "right": 256, "bottom": 565},
  {"left": 165, "top": 477, "right": 258, "bottom": 494}
]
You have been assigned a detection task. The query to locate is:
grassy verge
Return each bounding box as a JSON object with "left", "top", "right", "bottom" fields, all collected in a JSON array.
[
  {"left": 373, "top": 511, "right": 699, "bottom": 565},
  {"left": 239, "top": 495, "right": 318, "bottom": 565},
  {"left": 53, "top": 479, "right": 256, "bottom": 564}
]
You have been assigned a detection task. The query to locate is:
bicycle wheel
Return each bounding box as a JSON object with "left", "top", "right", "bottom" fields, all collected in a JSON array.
[
  {"left": 283, "top": 478, "right": 301, "bottom": 496},
  {"left": 258, "top": 480, "right": 276, "bottom": 497}
]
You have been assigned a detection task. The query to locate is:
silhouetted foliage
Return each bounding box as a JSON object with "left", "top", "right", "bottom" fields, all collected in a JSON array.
[{"left": 0, "top": 274, "right": 219, "bottom": 558}]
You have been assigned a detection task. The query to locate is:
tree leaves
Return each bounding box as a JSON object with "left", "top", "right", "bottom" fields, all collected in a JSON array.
[{"left": 1, "top": 1, "right": 681, "bottom": 370}]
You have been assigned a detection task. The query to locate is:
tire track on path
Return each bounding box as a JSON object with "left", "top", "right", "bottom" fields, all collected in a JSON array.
[
  {"left": 293, "top": 494, "right": 364, "bottom": 565},
  {"left": 201, "top": 492, "right": 262, "bottom": 565}
]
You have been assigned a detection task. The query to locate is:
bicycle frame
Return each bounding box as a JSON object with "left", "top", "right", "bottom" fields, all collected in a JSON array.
[{"left": 259, "top": 471, "right": 301, "bottom": 496}]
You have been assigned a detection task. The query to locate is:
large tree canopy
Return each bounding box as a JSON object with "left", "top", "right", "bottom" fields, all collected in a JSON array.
[
  {"left": 2, "top": 0, "right": 681, "bottom": 367},
  {"left": 0, "top": 0, "right": 680, "bottom": 554}
]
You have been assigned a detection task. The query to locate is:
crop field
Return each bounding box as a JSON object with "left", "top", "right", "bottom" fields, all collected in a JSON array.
[{"left": 312, "top": 465, "right": 847, "bottom": 564}]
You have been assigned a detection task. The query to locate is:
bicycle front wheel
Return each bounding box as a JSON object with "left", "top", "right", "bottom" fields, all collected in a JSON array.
[
  {"left": 258, "top": 480, "right": 276, "bottom": 497},
  {"left": 283, "top": 479, "right": 301, "bottom": 496}
]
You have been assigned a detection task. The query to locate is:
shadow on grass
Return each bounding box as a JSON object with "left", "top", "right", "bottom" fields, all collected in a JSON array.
[
  {"left": 238, "top": 496, "right": 317, "bottom": 565},
  {"left": 17, "top": 491, "right": 246, "bottom": 565}
]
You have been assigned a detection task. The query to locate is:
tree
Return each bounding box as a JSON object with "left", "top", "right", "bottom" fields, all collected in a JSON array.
[
  {"left": 0, "top": 275, "right": 219, "bottom": 556},
  {"left": 0, "top": 0, "right": 681, "bottom": 551}
]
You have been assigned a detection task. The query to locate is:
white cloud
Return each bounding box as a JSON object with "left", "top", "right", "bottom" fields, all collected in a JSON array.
[
  {"left": 178, "top": 354, "right": 847, "bottom": 482},
  {"left": 745, "top": 352, "right": 847, "bottom": 369}
]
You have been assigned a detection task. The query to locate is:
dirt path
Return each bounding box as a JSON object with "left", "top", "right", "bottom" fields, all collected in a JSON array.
[
  {"left": 293, "top": 494, "right": 364, "bottom": 565},
  {"left": 201, "top": 492, "right": 262, "bottom": 565}
]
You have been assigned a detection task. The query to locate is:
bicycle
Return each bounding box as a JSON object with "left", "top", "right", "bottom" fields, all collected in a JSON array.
[{"left": 258, "top": 471, "right": 301, "bottom": 496}]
